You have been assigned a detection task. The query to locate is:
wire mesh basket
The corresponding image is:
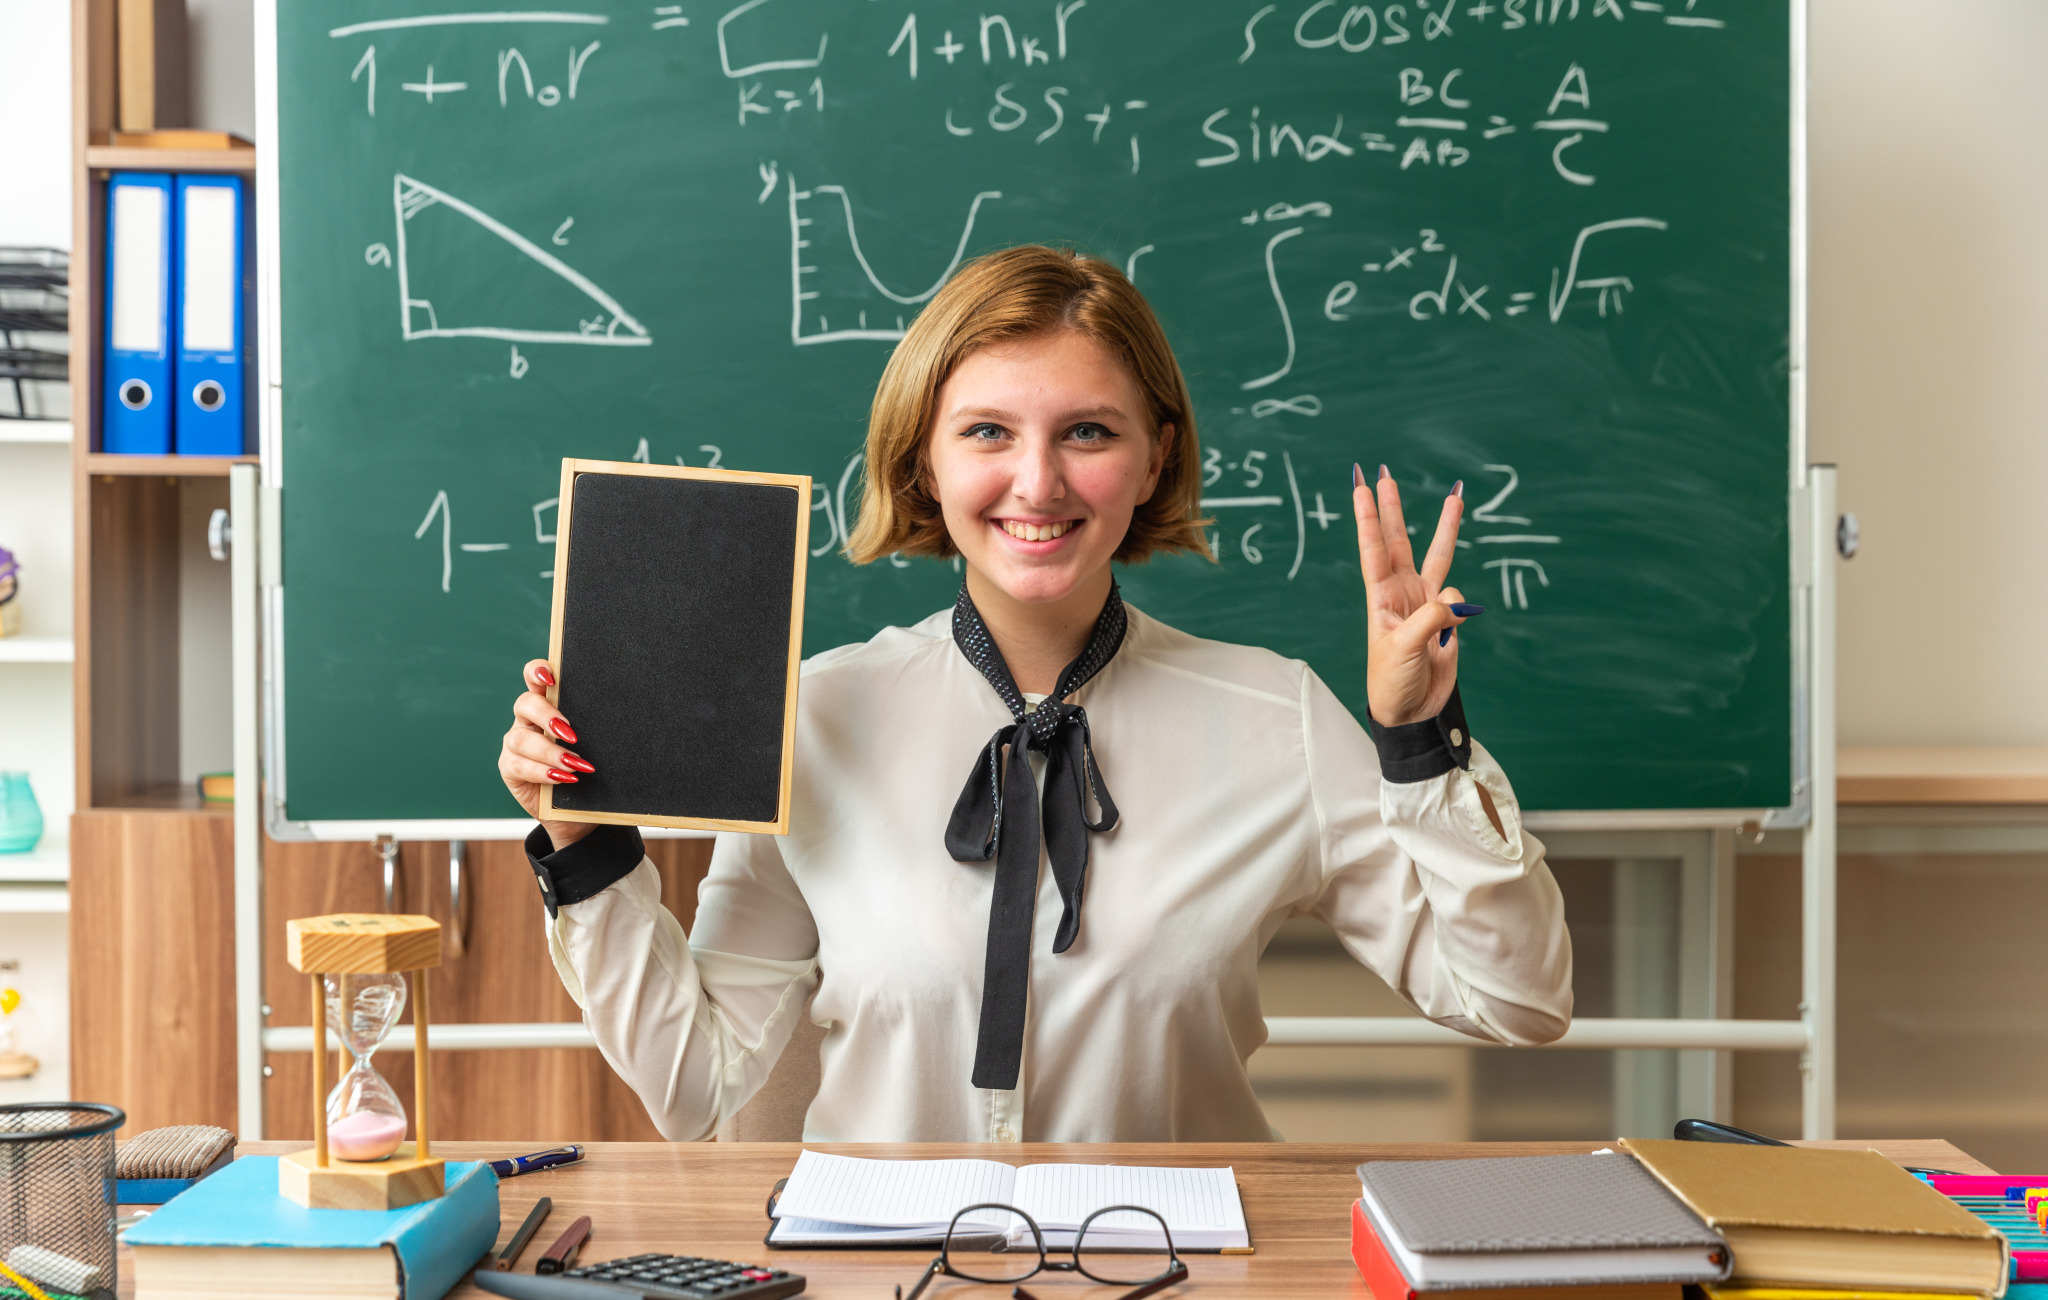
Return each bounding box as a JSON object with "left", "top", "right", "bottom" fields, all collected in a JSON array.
[
  {"left": 0, "top": 1104, "right": 123, "bottom": 1300},
  {"left": 0, "top": 248, "right": 69, "bottom": 422}
]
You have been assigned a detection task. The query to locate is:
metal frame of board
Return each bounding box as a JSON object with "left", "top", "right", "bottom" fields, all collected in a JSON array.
[{"left": 235, "top": 0, "right": 1834, "bottom": 1141}]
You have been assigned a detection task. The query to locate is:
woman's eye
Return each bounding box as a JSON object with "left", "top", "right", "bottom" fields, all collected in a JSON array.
[
  {"left": 1067, "top": 423, "right": 1114, "bottom": 443},
  {"left": 964, "top": 422, "right": 1007, "bottom": 441}
]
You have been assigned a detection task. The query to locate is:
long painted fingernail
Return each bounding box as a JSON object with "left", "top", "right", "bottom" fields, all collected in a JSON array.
[
  {"left": 534, "top": 664, "right": 556, "bottom": 687},
  {"left": 1449, "top": 602, "right": 1485, "bottom": 616},
  {"left": 1452, "top": 480, "right": 1464, "bottom": 499},
  {"left": 1352, "top": 463, "right": 1364, "bottom": 488},
  {"left": 549, "top": 717, "right": 578, "bottom": 744},
  {"left": 1439, "top": 628, "right": 1454, "bottom": 647},
  {"left": 1378, "top": 464, "right": 1390, "bottom": 482},
  {"left": 546, "top": 768, "right": 578, "bottom": 784},
  {"left": 559, "top": 753, "right": 595, "bottom": 774}
]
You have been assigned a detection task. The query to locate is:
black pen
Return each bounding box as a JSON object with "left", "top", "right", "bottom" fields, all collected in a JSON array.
[
  {"left": 490, "top": 1145, "right": 586, "bottom": 1179},
  {"left": 495, "top": 1198, "right": 553, "bottom": 1271}
]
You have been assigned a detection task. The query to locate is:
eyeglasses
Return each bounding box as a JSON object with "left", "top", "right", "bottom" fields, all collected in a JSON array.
[{"left": 896, "top": 1202, "right": 1189, "bottom": 1300}]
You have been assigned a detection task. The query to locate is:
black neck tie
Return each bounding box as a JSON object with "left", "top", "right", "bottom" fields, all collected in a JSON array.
[{"left": 945, "top": 583, "right": 1125, "bottom": 1091}]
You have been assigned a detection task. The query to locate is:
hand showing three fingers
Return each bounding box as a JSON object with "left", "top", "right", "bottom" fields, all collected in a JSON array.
[{"left": 1354, "top": 464, "right": 1480, "bottom": 728}]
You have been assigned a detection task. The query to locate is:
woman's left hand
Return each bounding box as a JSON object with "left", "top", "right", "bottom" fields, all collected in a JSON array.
[{"left": 1354, "top": 464, "right": 1477, "bottom": 727}]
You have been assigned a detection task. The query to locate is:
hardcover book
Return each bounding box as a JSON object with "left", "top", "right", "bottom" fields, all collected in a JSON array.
[{"left": 121, "top": 1154, "right": 499, "bottom": 1299}]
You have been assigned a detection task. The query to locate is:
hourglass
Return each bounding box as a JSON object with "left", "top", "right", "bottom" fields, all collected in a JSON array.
[
  {"left": 280, "top": 913, "right": 445, "bottom": 1210},
  {"left": 326, "top": 971, "right": 409, "bottom": 1160}
]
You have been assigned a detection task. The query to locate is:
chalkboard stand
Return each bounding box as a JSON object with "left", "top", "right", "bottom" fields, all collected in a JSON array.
[{"left": 538, "top": 459, "right": 811, "bottom": 836}]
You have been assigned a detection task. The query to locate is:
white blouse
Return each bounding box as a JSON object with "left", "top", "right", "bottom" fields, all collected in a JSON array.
[{"left": 542, "top": 605, "right": 1573, "bottom": 1143}]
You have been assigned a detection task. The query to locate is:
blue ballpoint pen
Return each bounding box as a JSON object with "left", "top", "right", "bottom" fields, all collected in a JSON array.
[{"left": 490, "top": 1145, "right": 586, "bottom": 1178}]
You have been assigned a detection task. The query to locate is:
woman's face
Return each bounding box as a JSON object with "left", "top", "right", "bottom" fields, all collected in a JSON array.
[{"left": 926, "top": 329, "right": 1172, "bottom": 607}]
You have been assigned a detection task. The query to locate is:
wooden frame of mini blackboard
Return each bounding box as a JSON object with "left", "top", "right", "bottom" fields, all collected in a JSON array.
[{"left": 537, "top": 458, "right": 812, "bottom": 835}]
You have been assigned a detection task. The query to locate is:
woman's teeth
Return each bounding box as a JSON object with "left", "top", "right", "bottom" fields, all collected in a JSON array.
[{"left": 1001, "top": 519, "right": 1074, "bottom": 542}]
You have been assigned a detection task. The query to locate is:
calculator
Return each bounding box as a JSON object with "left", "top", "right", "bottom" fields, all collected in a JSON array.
[{"left": 473, "top": 1254, "right": 806, "bottom": 1300}]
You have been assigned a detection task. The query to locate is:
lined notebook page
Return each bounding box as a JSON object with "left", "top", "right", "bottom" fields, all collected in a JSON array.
[
  {"left": 773, "top": 1151, "right": 1019, "bottom": 1229},
  {"left": 1014, "top": 1164, "right": 1246, "bottom": 1235}
]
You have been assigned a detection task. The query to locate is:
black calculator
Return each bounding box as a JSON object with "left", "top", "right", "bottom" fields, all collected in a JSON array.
[{"left": 474, "top": 1254, "right": 806, "bottom": 1300}]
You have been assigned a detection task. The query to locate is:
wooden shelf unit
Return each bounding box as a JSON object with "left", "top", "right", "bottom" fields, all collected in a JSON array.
[
  {"left": 66, "top": 0, "right": 264, "bottom": 1132},
  {"left": 85, "top": 453, "right": 256, "bottom": 476},
  {"left": 66, "top": 0, "right": 255, "bottom": 815},
  {"left": 84, "top": 144, "right": 256, "bottom": 173}
]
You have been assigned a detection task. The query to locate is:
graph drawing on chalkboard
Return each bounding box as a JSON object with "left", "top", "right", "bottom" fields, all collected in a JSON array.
[{"left": 538, "top": 460, "right": 811, "bottom": 835}]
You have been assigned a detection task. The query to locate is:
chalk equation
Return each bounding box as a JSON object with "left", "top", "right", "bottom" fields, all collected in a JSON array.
[
  {"left": 1221, "top": 199, "right": 1667, "bottom": 394},
  {"left": 333, "top": 0, "right": 1728, "bottom": 365},
  {"left": 411, "top": 437, "right": 722, "bottom": 590},
  {"left": 1199, "top": 58, "right": 1630, "bottom": 185},
  {"left": 411, "top": 444, "right": 1558, "bottom": 612}
]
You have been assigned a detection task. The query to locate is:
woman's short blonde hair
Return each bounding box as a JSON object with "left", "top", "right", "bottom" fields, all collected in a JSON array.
[{"left": 844, "top": 244, "right": 1211, "bottom": 565}]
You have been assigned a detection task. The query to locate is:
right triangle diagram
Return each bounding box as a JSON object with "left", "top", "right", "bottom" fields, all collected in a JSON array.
[{"left": 391, "top": 174, "right": 652, "bottom": 347}]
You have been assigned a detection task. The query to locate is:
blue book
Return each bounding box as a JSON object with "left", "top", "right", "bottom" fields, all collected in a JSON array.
[
  {"left": 122, "top": 1155, "right": 499, "bottom": 1300},
  {"left": 103, "top": 172, "right": 177, "bottom": 455},
  {"left": 171, "top": 174, "right": 251, "bottom": 456}
]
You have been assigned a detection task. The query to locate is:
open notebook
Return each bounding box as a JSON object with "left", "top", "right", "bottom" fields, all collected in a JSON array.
[{"left": 767, "top": 1151, "right": 1250, "bottom": 1251}]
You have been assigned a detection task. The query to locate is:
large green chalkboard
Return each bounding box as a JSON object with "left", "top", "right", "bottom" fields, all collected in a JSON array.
[{"left": 270, "top": 0, "right": 1791, "bottom": 825}]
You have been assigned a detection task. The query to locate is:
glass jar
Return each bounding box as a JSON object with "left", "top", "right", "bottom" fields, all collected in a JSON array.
[{"left": 0, "top": 774, "right": 42, "bottom": 854}]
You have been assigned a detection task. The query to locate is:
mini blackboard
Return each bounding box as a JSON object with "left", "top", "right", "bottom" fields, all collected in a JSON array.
[{"left": 539, "top": 460, "right": 810, "bottom": 834}]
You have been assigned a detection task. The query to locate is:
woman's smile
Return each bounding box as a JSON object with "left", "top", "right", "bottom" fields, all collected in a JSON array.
[{"left": 995, "top": 517, "right": 1081, "bottom": 544}]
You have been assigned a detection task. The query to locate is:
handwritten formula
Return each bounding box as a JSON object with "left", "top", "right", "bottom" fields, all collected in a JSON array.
[{"left": 315, "top": 0, "right": 1740, "bottom": 619}]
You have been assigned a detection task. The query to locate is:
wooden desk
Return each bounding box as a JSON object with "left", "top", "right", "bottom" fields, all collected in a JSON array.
[
  {"left": 1839, "top": 744, "right": 2048, "bottom": 804},
  {"left": 122, "top": 1139, "right": 1989, "bottom": 1299}
]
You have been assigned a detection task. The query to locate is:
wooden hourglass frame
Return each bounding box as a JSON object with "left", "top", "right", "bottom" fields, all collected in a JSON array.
[{"left": 280, "top": 913, "right": 444, "bottom": 1210}]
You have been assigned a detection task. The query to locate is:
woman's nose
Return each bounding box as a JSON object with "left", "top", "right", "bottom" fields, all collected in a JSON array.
[{"left": 1011, "top": 439, "right": 1065, "bottom": 507}]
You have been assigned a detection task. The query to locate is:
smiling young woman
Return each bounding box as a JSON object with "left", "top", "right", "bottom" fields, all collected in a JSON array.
[{"left": 499, "top": 245, "right": 1571, "bottom": 1143}]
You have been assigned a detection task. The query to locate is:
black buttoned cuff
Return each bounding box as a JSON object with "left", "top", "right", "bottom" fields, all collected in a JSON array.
[
  {"left": 524, "top": 822, "right": 646, "bottom": 919},
  {"left": 1369, "top": 686, "right": 1474, "bottom": 783}
]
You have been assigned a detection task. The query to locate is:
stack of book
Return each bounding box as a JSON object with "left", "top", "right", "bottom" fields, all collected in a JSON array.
[{"left": 1353, "top": 1143, "right": 2009, "bottom": 1300}]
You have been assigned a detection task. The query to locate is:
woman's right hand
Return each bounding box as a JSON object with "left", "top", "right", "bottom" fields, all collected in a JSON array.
[{"left": 499, "top": 659, "right": 598, "bottom": 852}]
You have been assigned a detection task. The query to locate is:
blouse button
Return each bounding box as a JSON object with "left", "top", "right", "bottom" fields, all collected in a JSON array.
[
  {"left": 1449, "top": 728, "right": 1464, "bottom": 746},
  {"left": 995, "top": 1125, "right": 1017, "bottom": 1143}
]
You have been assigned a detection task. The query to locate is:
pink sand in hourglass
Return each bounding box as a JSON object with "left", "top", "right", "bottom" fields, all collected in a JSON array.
[{"left": 328, "top": 1111, "right": 406, "bottom": 1161}]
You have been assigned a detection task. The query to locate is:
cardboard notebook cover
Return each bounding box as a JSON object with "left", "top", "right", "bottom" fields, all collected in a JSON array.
[
  {"left": 122, "top": 1154, "right": 499, "bottom": 1300},
  {"left": 1351, "top": 1200, "right": 1684, "bottom": 1300},
  {"left": 1620, "top": 1140, "right": 2006, "bottom": 1294}
]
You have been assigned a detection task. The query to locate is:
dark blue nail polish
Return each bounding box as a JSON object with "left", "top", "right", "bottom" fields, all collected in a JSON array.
[
  {"left": 1378, "top": 464, "right": 1390, "bottom": 482},
  {"left": 1352, "top": 463, "right": 1364, "bottom": 488},
  {"left": 1439, "top": 628, "right": 1453, "bottom": 647},
  {"left": 1452, "top": 480, "right": 1464, "bottom": 499},
  {"left": 1449, "top": 602, "right": 1485, "bottom": 617}
]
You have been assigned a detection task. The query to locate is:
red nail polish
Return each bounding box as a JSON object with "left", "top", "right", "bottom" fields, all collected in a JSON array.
[
  {"left": 534, "top": 664, "right": 556, "bottom": 687},
  {"left": 560, "top": 753, "right": 595, "bottom": 774},
  {"left": 550, "top": 717, "right": 578, "bottom": 744},
  {"left": 546, "top": 769, "right": 578, "bottom": 784}
]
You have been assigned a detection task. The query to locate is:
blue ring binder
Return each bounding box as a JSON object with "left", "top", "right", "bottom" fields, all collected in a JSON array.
[{"left": 102, "top": 172, "right": 175, "bottom": 455}]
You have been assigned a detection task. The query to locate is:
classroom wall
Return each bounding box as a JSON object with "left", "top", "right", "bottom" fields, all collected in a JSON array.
[
  {"left": 1808, "top": 0, "right": 2048, "bottom": 747},
  {"left": 0, "top": 0, "right": 72, "bottom": 250}
]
